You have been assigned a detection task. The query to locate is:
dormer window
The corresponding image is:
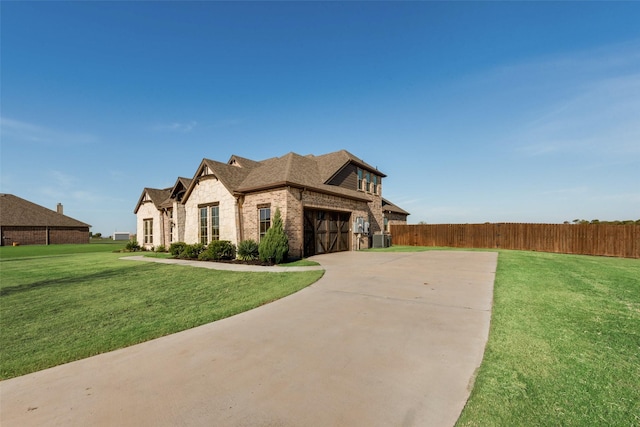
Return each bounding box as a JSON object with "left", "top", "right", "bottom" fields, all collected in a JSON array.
[{"left": 357, "top": 168, "right": 364, "bottom": 191}]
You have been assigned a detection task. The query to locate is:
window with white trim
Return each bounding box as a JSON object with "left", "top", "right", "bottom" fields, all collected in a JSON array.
[
  {"left": 143, "top": 218, "right": 153, "bottom": 244},
  {"left": 199, "top": 203, "right": 220, "bottom": 244}
]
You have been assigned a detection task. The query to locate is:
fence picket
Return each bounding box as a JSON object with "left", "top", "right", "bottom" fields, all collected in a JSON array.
[{"left": 390, "top": 223, "right": 639, "bottom": 258}]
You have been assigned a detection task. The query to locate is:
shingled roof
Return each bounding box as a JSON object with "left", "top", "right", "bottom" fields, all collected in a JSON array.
[
  {"left": 0, "top": 194, "right": 90, "bottom": 227},
  {"left": 382, "top": 198, "right": 410, "bottom": 215},
  {"left": 182, "top": 149, "right": 381, "bottom": 203},
  {"left": 237, "top": 152, "right": 375, "bottom": 201},
  {"left": 133, "top": 187, "right": 172, "bottom": 213},
  {"left": 313, "top": 150, "right": 387, "bottom": 183}
]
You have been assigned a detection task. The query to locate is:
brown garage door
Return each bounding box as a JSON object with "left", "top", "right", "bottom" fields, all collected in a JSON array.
[{"left": 303, "top": 209, "right": 351, "bottom": 257}]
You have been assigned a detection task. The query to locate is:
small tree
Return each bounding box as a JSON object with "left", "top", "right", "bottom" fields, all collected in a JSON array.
[{"left": 259, "top": 208, "right": 288, "bottom": 264}]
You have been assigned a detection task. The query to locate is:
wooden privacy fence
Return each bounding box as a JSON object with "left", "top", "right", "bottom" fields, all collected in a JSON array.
[{"left": 389, "top": 223, "right": 640, "bottom": 259}]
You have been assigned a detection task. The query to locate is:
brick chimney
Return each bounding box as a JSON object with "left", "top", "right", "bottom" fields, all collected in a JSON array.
[{"left": 57, "top": 203, "right": 63, "bottom": 215}]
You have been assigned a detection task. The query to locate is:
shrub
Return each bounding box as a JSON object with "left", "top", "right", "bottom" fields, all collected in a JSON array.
[
  {"left": 125, "top": 239, "right": 141, "bottom": 252},
  {"left": 178, "top": 243, "right": 205, "bottom": 259},
  {"left": 259, "top": 208, "right": 288, "bottom": 264},
  {"left": 198, "top": 240, "right": 236, "bottom": 261},
  {"left": 169, "top": 242, "right": 187, "bottom": 257},
  {"left": 237, "top": 239, "right": 259, "bottom": 261},
  {"left": 155, "top": 245, "right": 167, "bottom": 253}
]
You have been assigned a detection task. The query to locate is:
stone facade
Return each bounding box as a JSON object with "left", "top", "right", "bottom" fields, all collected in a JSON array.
[
  {"left": 136, "top": 200, "right": 164, "bottom": 250},
  {"left": 183, "top": 176, "right": 239, "bottom": 245}
]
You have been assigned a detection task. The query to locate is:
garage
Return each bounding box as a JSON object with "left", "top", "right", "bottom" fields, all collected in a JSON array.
[{"left": 303, "top": 209, "right": 351, "bottom": 257}]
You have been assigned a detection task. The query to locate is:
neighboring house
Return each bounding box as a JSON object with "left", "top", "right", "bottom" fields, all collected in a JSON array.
[
  {"left": 134, "top": 150, "right": 409, "bottom": 258},
  {"left": 0, "top": 194, "right": 91, "bottom": 246}
]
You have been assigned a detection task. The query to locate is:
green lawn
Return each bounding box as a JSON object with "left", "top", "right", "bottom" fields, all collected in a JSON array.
[
  {"left": 457, "top": 249, "right": 640, "bottom": 426},
  {"left": 0, "top": 241, "right": 127, "bottom": 259},
  {"left": 0, "top": 245, "right": 323, "bottom": 379}
]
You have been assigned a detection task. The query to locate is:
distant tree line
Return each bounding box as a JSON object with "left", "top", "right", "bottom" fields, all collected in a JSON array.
[
  {"left": 414, "top": 220, "right": 640, "bottom": 225},
  {"left": 564, "top": 219, "right": 640, "bottom": 225}
]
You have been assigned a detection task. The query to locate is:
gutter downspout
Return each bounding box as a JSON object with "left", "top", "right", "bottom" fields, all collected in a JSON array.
[{"left": 236, "top": 195, "right": 244, "bottom": 244}]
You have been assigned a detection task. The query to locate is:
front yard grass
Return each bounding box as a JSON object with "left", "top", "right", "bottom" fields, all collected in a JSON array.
[
  {"left": 0, "top": 247, "right": 323, "bottom": 379},
  {"left": 456, "top": 249, "right": 640, "bottom": 426}
]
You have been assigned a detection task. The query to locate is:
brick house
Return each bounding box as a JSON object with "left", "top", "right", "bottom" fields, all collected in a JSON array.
[
  {"left": 134, "top": 150, "right": 409, "bottom": 258},
  {"left": 0, "top": 194, "right": 90, "bottom": 246}
]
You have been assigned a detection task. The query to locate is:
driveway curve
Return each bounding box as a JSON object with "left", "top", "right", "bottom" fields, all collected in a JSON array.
[{"left": 1, "top": 250, "right": 498, "bottom": 427}]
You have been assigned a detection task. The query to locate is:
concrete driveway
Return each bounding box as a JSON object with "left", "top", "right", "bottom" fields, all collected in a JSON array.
[{"left": 1, "top": 250, "right": 498, "bottom": 427}]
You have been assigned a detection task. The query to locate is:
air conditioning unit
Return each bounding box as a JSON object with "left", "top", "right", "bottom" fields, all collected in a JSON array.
[{"left": 372, "top": 233, "right": 392, "bottom": 248}]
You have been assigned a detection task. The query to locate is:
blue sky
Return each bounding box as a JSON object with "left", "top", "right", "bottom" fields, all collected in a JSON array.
[{"left": 2, "top": 2, "right": 639, "bottom": 234}]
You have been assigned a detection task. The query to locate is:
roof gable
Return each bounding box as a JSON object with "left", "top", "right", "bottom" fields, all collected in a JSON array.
[
  {"left": 313, "top": 149, "right": 387, "bottom": 184},
  {"left": 133, "top": 187, "right": 172, "bottom": 213},
  {"left": 169, "top": 177, "right": 191, "bottom": 202},
  {"left": 182, "top": 158, "right": 256, "bottom": 202},
  {"left": 0, "top": 194, "right": 90, "bottom": 227}
]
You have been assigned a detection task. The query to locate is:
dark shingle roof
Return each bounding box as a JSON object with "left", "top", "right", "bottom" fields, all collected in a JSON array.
[
  {"left": 382, "top": 198, "right": 410, "bottom": 216},
  {"left": 233, "top": 152, "right": 372, "bottom": 202},
  {"left": 180, "top": 149, "right": 387, "bottom": 204},
  {"left": 0, "top": 194, "right": 90, "bottom": 227},
  {"left": 203, "top": 158, "right": 256, "bottom": 191},
  {"left": 133, "top": 187, "right": 172, "bottom": 213},
  {"left": 159, "top": 177, "right": 193, "bottom": 208},
  {"left": 313, "top": 149, "right": 387, "bottom": 182}
]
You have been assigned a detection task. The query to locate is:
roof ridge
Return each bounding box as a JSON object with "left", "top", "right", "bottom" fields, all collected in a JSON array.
[{"left": 283, "top": 152, "right": 296, "bottom": 181}]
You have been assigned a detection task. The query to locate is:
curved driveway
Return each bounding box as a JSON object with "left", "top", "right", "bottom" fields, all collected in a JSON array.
[{"left": 1, "top": 250, "right": 497, "bottom": 427}]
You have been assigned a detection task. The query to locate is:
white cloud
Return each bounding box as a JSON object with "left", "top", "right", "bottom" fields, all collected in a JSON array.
[
  {"left": 540, "top": 186, "right": 589, "bottom": 196},
  {"left": 519, "top": 72, "right": 640, "bottom": 157},
  {"left": 0, "top": 116, "right": 97, "bottom": 146},
  {"left": 210, "top": 118, "right": 242, "bottom": 128},
  {"left": 151, "top": 120, "right": 198, "bottom": 132},
  {"left": 466, "top": 40, "right": 640, "bottom": 160},
  {"left": 40, "top": 170, "right": 120, "bottom": 205}
]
